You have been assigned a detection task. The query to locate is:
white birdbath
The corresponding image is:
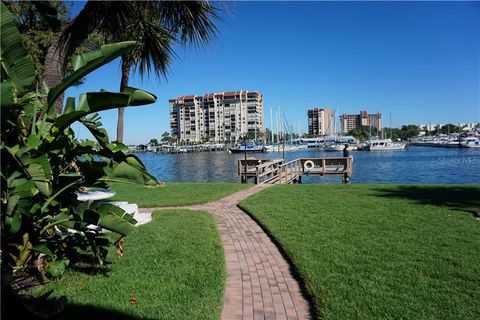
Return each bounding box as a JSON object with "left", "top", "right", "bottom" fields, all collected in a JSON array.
[{"left": 76, "top": 190, "right": 116, "bottom": 202}]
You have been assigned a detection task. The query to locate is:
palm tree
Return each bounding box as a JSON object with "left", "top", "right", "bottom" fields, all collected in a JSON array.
[{"left": 56, "top": 1, "right": 220, "bottom": 143}]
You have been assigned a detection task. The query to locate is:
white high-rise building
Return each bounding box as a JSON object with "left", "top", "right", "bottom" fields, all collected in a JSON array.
[
  {"left": 307, "top": 108, "right": 333, "bottom": 135},
  {"left": 169, "top": 91, "right": 264, "bottom": 143}
]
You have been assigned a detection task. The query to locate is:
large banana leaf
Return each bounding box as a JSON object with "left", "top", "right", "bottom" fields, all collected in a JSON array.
[
  {"left": 0, "top": 80, "right": 14, "bottom": 108},
  {"left": 10, "top": 177, "right": 36, "bottom": 199},
  {"left": 52, "top": 206, "right": 136, "bottom": 236},
  {"left": 104, "top": 156, "right": 159, "bottom": 187},
  {"left": 24, "top": 155, "right": 53, "bottom": 197},
  {"left": 71, "top": 141, "right": 159, "bottom": 188},
  {"left": 55, "top": 87, "right": 157, "bottom": 131},
  {"left": 79, "top": 204, "right": 137, "bottom": 235},
  {"left": 63, "top": 97, "right": 76, "bottom": 114},
  {"left": 47, "top": 41, "right": 136, "bottom": 111},
  {"left": 79, "top": 113, "right": 110, "bottom": 146},
  {"left": 0, "top": 2, "right": 36, "bottom": 107}
]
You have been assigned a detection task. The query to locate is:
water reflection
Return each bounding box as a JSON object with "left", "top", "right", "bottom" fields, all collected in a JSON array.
[{"left": 135, "top": 147, "right": 480, "bottom": 184}]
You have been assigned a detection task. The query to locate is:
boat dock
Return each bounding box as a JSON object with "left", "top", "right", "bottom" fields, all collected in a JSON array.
[{"left": 238, "top": 157, "right": 353, "bottom": 184}]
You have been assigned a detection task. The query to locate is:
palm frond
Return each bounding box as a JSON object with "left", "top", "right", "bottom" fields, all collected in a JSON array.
[
  {"left": 124, "top": 18, "right": 175, "bottom": 79},
  {"left": 58, "top": 1, "right": 220, "bottom": 76},
  {"left": 33, "top": 1, "right": 62, "bottom": 32},
  {"left": 158, "top": 1, "right": 221, "bottom": 47},
  {"left": 57, "top": 1, "right": 139, "bottom": 64}
]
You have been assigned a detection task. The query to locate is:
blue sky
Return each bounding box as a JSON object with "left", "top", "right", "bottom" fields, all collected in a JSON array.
[{"left": 67, "top": 1, "right": 480, "bottom": 145}]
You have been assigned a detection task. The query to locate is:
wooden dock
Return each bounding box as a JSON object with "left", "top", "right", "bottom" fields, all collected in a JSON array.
[{"left": 238, "top": 157, "right": 353, "bottom": 184}]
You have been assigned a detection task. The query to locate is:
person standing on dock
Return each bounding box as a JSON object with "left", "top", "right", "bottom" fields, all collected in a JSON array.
[{"left": 343, "top": 144, "right": 350, "bottom": 157}]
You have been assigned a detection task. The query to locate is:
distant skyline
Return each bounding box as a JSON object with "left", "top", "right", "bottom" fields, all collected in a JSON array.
[{"left": 67, "top": 1, "right": 480, "bottom": 145}]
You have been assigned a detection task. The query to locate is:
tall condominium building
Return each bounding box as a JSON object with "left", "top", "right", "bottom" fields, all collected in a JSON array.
[
  {"left": 169, "top": 91, "right": 264, "bottom": 143},
  {"left": 340, "top": 110, "right": 382, "bottom": 133},
  {"left": 307, "top": 108, "right": 333, "bottom": 135}
]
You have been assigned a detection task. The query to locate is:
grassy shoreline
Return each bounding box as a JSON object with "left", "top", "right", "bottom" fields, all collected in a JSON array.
[
  {"left": 26, "top": 182, "right": 248, "bottom": 319},
  {"left": 239, "top": 184, "right": 480, "bottom": 320},
  {"left": 108, "top": 182, "right": 250, "bottom": 207},
  {"left": 25, "top": 183, "right": 480, "bottom": 319},
  {"left": 29, "top": 209, "right": 225, "bottom": 320}
]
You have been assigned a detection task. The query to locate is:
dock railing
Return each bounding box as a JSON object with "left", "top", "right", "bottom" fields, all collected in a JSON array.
[
  {"left": 238, "top": 158, "right": 283, "bottom": 183},
  {"left": 255, "top": 159, "right": 284, "bottom": 184},
  {"left": 238, "top": 157, "right": 353, "bottom": 184},
  {"left": 299, "top": 157, "right": 352, "bottom": 175},
  {"left": 277, "top": 159, "right": 302, "bottom": 184}
]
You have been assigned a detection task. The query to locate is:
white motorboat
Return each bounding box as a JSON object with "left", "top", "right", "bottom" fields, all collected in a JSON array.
[
  {"left": 462, "top": 137, "right": 480, "bottom": 148},
  {"left": 442, "top": 139, "right": 462, "bottom": 148},
  {"left": 367, "top": 139, "right": 407, "bottom": 151},
  {"left": 324, "top": 143, "right": 358, "bottom": 152},
  {"left": 265, "top": 144, "right": 306, "bottom": 152}
]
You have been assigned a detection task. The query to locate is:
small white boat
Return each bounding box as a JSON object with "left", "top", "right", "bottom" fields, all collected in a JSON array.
[
  {"left": 462, "top": 137, "right": 480, "bottom": 148},
  {"left": 367, "top": 139, "right": 406, "bottom": 151},
  {"left": 229, "top": 142, "right": 266, "bottom": 153},
  {"left": 265, "top": 144, "right": 306, "bottom": 152},
  {"left": 324, "top": 144, "right": 358, "bottom": 152},
  {"left": 442, "top": 139, "right": 462, "bottom": 148}
]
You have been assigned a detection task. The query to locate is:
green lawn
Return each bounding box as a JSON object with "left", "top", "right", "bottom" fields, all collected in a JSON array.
[
  {"left": 31, "top": 209, "right": 225, "bottom": 320},
  {"left": 108, "top": 182, "right": 250, "bottom": 207},
  {"left": 239, "top": 184, "right": 480, "bottom": 320}
]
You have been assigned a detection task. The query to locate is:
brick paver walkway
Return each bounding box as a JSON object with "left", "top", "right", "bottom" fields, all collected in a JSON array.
[{"left": 140, "top": 185, "right": 311, "bottom": 320}]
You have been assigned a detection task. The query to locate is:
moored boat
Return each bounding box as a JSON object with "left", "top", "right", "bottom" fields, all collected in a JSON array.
[
  {"left": 265, "top": 144, "right": 307, "bottom": 152},
  {"left": 324, "top": 143, "right": 358, "bottom": 152},
  {"left": 461, "top": 137, "right": 480, "bottom": 148},
  {"left": 367, "top": 139, "right": 407, "bottom": 151},
  {"left": 229, "top": 143, "right": 267, "bottom": 153}
]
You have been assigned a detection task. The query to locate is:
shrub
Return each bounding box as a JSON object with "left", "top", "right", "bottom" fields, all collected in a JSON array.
[{"left": 1, "top": 2, "right": 159, "bottom": 292}]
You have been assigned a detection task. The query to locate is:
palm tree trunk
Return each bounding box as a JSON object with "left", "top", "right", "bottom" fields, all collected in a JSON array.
[
  {"left": 43, "top": 36, "right": 65, "bottom": 114},
  {"left": 116, "top": 58, "right": 131, "bottom": 143}
]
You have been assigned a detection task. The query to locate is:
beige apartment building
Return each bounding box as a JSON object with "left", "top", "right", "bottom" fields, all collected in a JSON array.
[
  {"left": 307, "top": 107, "right": 334, "bottom": 135},
  {"left": 169, "top": 91, "right": 264, "bottom": 143},
  {"left": 340, "top": 110, "right": 382, "bottom": 133}
]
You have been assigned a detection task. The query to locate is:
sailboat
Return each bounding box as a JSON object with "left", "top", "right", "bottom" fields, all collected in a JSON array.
[
  {"left": 324, "top": 106, "right": 348, "bottom": 151},
  {"left": 264, "top": 106, "right": 304, "bottom": 152}
]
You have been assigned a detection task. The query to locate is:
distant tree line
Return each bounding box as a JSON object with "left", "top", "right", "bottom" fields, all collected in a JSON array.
[
  {"left": 149, "top": 132, "right": 175, "bottom": 145},
  {"left": 434, "top": 124, "right": 463, "bottom": 135},
  {"left": 347, "top": 125, "right": 419, "bottom": 141},
  {"left": 380, "top": 125, "right": 420, "bottom": 140},
  {"left": 347, "top": 126, "right": 380, "bottom": 141}
]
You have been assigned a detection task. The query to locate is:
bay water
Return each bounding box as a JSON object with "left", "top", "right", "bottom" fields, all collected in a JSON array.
[{"left": 135, "top": 146, "right": 480, "bottom": 184}]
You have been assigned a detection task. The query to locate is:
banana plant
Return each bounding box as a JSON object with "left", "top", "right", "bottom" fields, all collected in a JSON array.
[{"left": 1, "top": 2, "right": 160, "bottom": 282}]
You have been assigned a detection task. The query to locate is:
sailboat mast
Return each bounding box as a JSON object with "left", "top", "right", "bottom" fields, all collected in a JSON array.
[
  {"left": 334, "top": 105, "right": 337, "bottom": 142},
  {"left": 270, "top": 107, "right": 274, "bottom": 144},
  {"left": 277, "top": 106, "right": 281, "bottom": 141},
  {"left": 390, "top": 112, "right": 392, "bottom": 139}
]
